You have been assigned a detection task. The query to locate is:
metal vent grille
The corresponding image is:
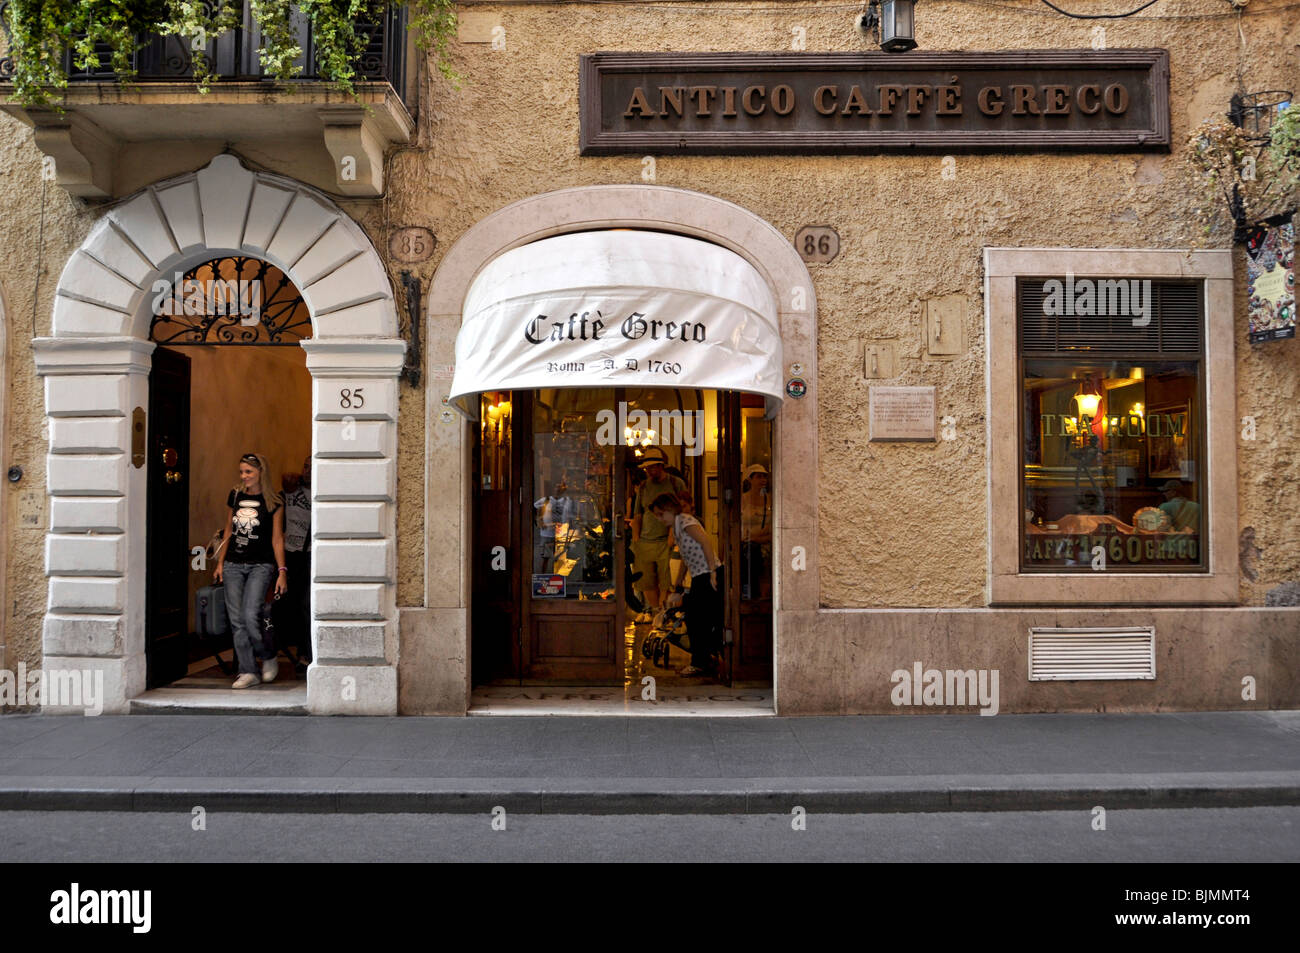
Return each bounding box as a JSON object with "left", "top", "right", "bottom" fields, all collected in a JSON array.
[
  {"left": 1028, "top": 626, "right": 1156, "bottom": 681},
  {"left": 1019, "top": 280, "right": 1202, "bottom": 355}
]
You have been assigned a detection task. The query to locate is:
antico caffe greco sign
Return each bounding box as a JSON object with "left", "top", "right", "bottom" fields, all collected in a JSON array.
[{"left": 580, "top": 50, "right": 1170, "bottom": 154}]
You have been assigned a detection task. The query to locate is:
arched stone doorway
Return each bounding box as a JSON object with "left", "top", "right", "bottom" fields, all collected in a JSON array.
[
  {"left": 410, "top": 185, "right": 817, "bottom": 714},
  {"left": 33, "top": 155, "right": 404, "bottom": 715}
]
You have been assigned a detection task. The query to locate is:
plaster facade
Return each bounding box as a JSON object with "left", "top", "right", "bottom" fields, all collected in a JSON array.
[{"left": 1, "top": 0, "right": 1298, "bottom": 715}]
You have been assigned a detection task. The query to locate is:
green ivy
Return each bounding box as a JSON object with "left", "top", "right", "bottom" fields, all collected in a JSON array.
[
  {"left": 2, "top": 0, "right": 457, "bottom": 106},
  {"left": 1269, "top": 102, "right": 1300, "bottom": 178}
]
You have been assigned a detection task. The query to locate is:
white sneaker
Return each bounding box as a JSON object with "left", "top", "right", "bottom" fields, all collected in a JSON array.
[
  {"left": 232, "top": 673, "right": 261, "bottom": 689},
  {"left": 261, "top": 657, "right": 279, "bottom": 683}
]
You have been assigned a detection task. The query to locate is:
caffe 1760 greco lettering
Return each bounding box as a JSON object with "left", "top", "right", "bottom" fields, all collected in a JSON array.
[{"left": 524, "top": 310, "right": 707, "bottom": 345}]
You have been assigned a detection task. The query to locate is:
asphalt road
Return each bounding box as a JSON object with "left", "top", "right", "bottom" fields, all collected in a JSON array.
[{"left": 2, "top": 807, "right": 1297, "bottom": 862}]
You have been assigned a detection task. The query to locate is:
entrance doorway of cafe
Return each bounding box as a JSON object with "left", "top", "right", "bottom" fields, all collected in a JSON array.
[{"left": 470, "top": 386, "right": 774, "bottom": 705}]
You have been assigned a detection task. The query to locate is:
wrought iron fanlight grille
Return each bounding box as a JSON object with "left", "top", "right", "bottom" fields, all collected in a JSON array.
[{"left": 149, "top": 256, "right": 312, "bottom": 346}]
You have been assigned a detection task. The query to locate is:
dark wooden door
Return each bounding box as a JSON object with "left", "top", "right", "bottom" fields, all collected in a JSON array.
[
  {"left": 146, "top": 346, "right": 191, "bottom": 688},
  {"left": 719, "top": 391, "right": 774, "bottom": 684},
  {"left": 518, "top": 389, "right": 625, "bottom": 682},
  {"left": 471, "top": 391, "right": 520, "bottom": 683}
]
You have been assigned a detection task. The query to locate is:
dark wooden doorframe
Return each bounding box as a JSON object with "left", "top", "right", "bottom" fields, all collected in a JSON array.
[
  {"left": 470, "top": 387, "right": 774, "bottom": 688},
  {"left": 145, "top": 346, "right": 192, "bottom": 688},
  {"left": 516, "top": 389, "right": 627, "bottom": 683}
]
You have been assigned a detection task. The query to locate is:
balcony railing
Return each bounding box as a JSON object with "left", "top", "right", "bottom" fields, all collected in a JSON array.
[{"left": 0, "top": 2, "right": 408, "bottom": 105}]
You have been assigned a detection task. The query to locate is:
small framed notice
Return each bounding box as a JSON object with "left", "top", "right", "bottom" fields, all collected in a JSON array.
[{"left": 869, "top": 386, "right": 937, "bottom": 442}]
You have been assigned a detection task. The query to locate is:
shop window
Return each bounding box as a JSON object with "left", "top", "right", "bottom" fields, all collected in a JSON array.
[
  {"left": 985, "top": 247, "right": 1238, "bottom": 606},
  {"left": 1018, "top": 279, "right": 1205, "bottom": 573}
]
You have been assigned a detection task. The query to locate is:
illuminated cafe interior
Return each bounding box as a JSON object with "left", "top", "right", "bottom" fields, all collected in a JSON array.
[{"left": 1021, "top": 360, "right": 1202, "bottom": 571}]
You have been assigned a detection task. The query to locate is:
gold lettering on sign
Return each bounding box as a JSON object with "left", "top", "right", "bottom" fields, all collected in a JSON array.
[
  {"left": 689, "top": 86, "right": 717, "bottom": 116},
  {"left": 842, "top": 85, "right": 873, "bottom": 116},
  {"left": 1077, "top": 85, "right": 1101, "bottom": 114},
  {"left": 978, "top": 86, "right": 1004, "bottom": 116},
  {"left": 624, "top": 87, "right": 655, "bottom": 118},
  {"left": 877, "top": 85, "right": 904, "bottom": 115},
  {"left": 936, "top": 84, "right": 962, "bottom": 115},
  {"left": 1042, "top": 85, "right": 1071, "bottom": 115},
  {"left": 659, "top": 86, "right": 685, "bottom": 117},
  {"left": 906, "top": 85, "right": 932, "bottom": 115},
  {"left": 1104, "top": 83, "right": 1129, "bottom": 114},
  {"left": 1011, "top": 85, "right": 1040, "bottom": 115},
  {"left": 771, "top": 84, "right": 796, "bottom": 115},
  {"left": 814, "top": 85, "right": 839, "bottom": 115},
  {"left": 721, "top": 87, "right": 738, "bottom": 117}
]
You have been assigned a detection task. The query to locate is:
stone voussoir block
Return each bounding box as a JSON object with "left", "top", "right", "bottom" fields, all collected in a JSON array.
[
  {"left": 43, "top": 614, "right": 124, "bottom": 657},
  {"left": 49, "top": 416, "right": 130, "bottom": 454},
  {"left": 46, "top": 533, "right": 126, "bottom": 576},
  {"left": 46, "top": 454, "right": 127, "bottom": 497},
  {"left": 49, "top": 497, "right": 127, "bottom": 533},
  {"left": 312, "top": 539, "right": 393, "bottom": 583},
  {"left": 313, "top": 501, "right": 386, "bottom": 539},
  {"left": 307, "top": 663, "right": 397, "bottom": 715},
  {"left": 314, "top": 621, "right": 388, "bottom": 660},
  {"left": 314, "top": 418, "right": 387, "bottom": 457},
  {"left": 313, "top": 458, "right": 394, "bottom": 501},
  {"left": 313, "top": 378, "right": 397, "bottom": 421},
  {"left": 314, "top": 582, "right": 386, "bottom": 619},
  {"left": 47, "top": 577, "right": 125, "bottom": 613},
  {"left": 45, "top": 375, "right": 128, "bottom": 417}
]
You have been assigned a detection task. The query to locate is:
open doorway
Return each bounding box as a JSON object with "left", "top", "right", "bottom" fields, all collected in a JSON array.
[
  {"left": 142, "top": 257, "right": 313, "bottom": 705},
  {"left": 470, "top": 386, "right": 774, "bottom": 712}
]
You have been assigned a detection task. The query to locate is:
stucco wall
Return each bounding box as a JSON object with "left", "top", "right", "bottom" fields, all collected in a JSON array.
[
  {"left": 1, "top": 116, "right": 101, "bottom": 676},
  {"left": 2, "top": 0, "right": 1298, "bottom": 696},
  {"left": 387, "top": 0, "right": 1300, "bottom": 611}
]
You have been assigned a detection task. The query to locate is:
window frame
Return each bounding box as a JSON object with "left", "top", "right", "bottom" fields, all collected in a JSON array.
[{"left": 984, "top": 248, "right": 1238, "bottom": 606}]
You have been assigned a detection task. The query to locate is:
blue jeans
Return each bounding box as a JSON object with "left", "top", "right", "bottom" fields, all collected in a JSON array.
[{"left": 223, "top": 562, "right": 276, "bottom": 676}]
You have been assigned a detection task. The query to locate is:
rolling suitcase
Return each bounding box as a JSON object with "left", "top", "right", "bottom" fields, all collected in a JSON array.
[
  {"left": 196, "top": 584, "right": 228, "bottom": 636},
  {"left": 195, "top": 584, "right": 235, "bottom": 675}
]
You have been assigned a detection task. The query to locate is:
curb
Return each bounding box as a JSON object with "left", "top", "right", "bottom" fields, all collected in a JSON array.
[{"left": 2, "top": 773, "right": 1298, "bottom": 814}]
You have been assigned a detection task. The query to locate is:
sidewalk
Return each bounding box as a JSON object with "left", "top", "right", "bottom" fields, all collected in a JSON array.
[{"left": 1, "top": 710, "right": 1298, "bottom": 814}]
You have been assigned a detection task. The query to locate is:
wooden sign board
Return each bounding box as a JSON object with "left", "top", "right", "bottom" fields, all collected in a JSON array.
[{"left": 580, "top": 50, "right": 1170, "bottom": 155}]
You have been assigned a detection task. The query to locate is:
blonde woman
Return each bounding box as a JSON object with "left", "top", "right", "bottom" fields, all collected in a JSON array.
[{"left": 213, "top": 452, "right": 288, "bottom": 689}]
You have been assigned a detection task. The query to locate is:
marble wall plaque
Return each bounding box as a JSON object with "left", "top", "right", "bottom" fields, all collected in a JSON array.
[{"left": 869, "top": 386, "right": 936, "bottom": 442}]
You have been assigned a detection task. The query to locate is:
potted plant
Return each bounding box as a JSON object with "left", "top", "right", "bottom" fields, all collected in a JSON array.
[{"left": 1186, "top": 95, "right": 1300, "bottom": 243}]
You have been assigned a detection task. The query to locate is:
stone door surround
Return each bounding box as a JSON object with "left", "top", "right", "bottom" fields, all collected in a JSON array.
[
  {"left": 32, "top": 154, "right": 405, "bottom": 714},
  {"left": 417, "top": 186, "right": 817, "bottom": 713}
]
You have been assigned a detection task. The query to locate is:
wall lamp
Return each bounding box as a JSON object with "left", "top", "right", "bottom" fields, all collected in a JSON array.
[{"left": 858, "top": 0, "right": 918, "bottom": 53}]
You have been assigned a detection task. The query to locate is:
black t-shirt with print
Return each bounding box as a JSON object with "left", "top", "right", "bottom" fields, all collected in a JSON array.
[{"left": 225, "top": 490, "right": 278, "bottom": 565}]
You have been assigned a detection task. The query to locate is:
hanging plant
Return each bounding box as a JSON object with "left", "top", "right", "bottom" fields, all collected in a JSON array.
[
  {"left": 2, "top": 0, "right": 457, "bottom": 106},
  {"left": 297, "top": 0, "right": 374, "bottom": 94},
  {"left": 247, "top": 0, "right": 303, "bottom": 83},
  {"left": 161, "top": 1, "right": 243, "bottom": 93},
  {"left": 1185, "top": 102, "right": 1300, "bottom": 242}
]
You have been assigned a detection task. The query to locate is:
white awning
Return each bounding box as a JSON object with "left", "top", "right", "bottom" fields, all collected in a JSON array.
[{"left": 449, "top": 230, "right": 783, "bottom": 418}]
